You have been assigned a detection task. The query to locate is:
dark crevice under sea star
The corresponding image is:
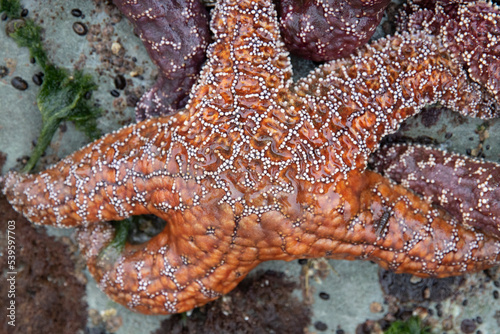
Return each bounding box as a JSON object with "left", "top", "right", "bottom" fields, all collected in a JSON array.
[{"left": 2, "top": 0, "right": 500, "bottom": 315}]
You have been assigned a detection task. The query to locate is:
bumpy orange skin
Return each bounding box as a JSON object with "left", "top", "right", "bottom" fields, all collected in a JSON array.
[{"left": 2, "top": 0, "right": 500, "bottom": 314}]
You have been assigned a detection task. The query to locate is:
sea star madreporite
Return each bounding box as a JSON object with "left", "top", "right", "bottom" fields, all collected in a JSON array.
[{"left": 2, "top": 0, "right": 500, "bottom": 315}]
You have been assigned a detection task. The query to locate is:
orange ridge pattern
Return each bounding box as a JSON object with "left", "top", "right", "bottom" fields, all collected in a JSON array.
[{"left": 2, "top": 0, "right": 500, "bottom": 314}]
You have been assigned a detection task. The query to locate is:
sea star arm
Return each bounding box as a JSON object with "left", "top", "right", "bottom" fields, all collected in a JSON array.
[
  {"left": 278, "top": 0, "right": 391, "bottom": 61},
  {"left": 73, "top": 168, "right": 500, "bottom": 314},
  {"left": 2, "top": 116, "right": 190, "bottom": 227},
  {"left": 372, "top": 144, "right": 500, "bottom": 238},
  {"left": 112, "top": 0, "right": 209, "bottom": 121},
  {"left": 291, "top": 31, "right": 499, "bottom": 180},
  {"left": 317, "top": 170, "right": 500, "bottom": 277},
  {"left": 75, "top": 192, "right": 255, "bottom": 315}
]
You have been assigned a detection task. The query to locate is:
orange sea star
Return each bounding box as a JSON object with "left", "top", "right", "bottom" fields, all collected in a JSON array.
[{"left": 3, "top": 0, "right": 500, "bottom": 314}]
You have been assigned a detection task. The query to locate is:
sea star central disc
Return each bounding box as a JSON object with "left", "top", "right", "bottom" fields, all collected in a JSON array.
[{"left": 3, "top": 0, "right": 500, "bottom": 314}]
